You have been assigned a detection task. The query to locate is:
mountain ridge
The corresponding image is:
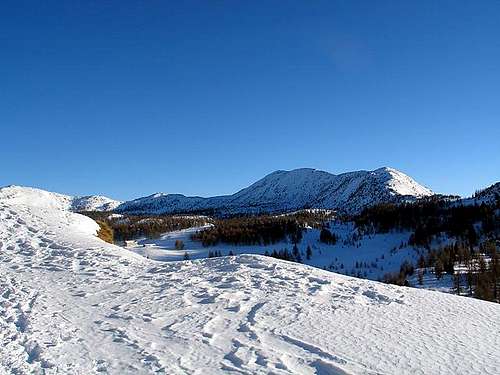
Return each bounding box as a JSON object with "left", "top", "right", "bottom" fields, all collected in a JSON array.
[
  {"left": 116, "top": 167, "right": 434, "bottom": 216},
  {"left": 0, "top": 185, "right": 122, "bottom": 212}
]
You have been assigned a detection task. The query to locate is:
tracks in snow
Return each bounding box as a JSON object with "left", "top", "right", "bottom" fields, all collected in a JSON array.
[{"left": 1, "top": 202, "right": 499, "bottom": 374}]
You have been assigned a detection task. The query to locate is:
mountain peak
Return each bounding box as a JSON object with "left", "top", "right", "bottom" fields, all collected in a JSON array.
[{"left": 116, "top": 167, "right": 434, "bottom": 216}]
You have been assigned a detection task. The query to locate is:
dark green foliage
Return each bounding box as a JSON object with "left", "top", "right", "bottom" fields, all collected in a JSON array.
[
  {"left": 292, "top": 244, "right": 302, "bottom": 263},
  {"left": 420, "top": 241, "right": 500, "bottom": 302},
  {"left": 208, "top": 250, "right": 222, "bottom": 258},
  {"left": 319, "top": 227, "right": 338, "bottom": 245},
  {"left": 306, "top": 245, "right": 312, "bottom": 260},
  {"left": 355, "top": 200, "right": 498, "bottom": 249},
  {"left": 382, "top": 260, "right": 415, "bottom": 286},
  {"left": 265, "top": 248, "right": 301, "bottom": 262},
  {"left": 191, "top": 216, "right": 304, "bottom": 247},
  {"left": 356, "top": 197, "right": 499, "bottom": 302}
]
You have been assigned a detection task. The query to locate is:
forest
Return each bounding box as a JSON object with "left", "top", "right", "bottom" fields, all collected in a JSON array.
[
  {"left": 191, "top": 210, "right": 334, "bottom": 247},
  {"left": 354, "top": 197, "right": 500, "bottom": 302},
  {"left": 79, "top": 211, "right": 208, "bottom": 241},
  {"left": 191, "top": 215, "right": 304, "bottom": 246}
]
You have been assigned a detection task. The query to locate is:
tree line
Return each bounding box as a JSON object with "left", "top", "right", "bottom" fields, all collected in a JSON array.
[
  {"left": 191, "top": 215, "right": 304, "bottom": 247},
  {"left": 356, "top": 197, "right": 499, "bottom": 303},
  {"left": 79, "top": 211, "right": 208, "bottom": 241}
]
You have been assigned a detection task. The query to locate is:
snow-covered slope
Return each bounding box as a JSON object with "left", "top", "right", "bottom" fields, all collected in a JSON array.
[
  {"left": 117, "top": 167, "right": 433, "bottom": 216},
  {"left": 0, "top": 185, "right": 121, "bottom": 212},
  {"left": 71, "top": 194, "right": 122, "bottom": 211},
  {"left": 470, "top": 182, "right": 500, "bottom": 205},
  {"left": 1, "top": 188, "right": 499, "bottom": 374}
]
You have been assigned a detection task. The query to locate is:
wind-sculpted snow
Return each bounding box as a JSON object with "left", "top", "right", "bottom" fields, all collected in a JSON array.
[
  {"left": 1, "top": 193, "right": 499, "bottom": 374},
  {"left": 116, "top": 167, "right": 433, "bottom": 216}
]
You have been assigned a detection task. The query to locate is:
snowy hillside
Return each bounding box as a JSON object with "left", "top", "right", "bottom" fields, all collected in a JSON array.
[
  {"left": 129, "top": 223, "right": 419, "bottom": 282},
  {"left": 71, "top": 195, "right": 122, "bottom": 211},
  {"left": 0, "top": 185, "right": 121, "bottom": 212},
  {"left": 466, "top": 182, "right": 500, "bottom": 205},
  {"left": 116, "top": 167, "right": 433, "bottom": 216},
  {"left": 1, "top": 187, "right": 499, "bottom": 374}
]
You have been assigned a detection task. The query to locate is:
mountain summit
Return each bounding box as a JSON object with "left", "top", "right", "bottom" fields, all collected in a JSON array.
[{"left": 116, "top": 167, "right": 433, "bottom": 215}]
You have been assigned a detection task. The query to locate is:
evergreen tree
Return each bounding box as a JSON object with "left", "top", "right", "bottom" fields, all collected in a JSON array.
[
  {"left": 292, "top": 244, "right": 302, "bottom": 263},
  {"left": 418, "top": 269, "right": 424, "bottom": 285},
  {"left": 434, "top": 259, "right": 444, "bottom": 279},
  {"left": 453, "top": 272, "right": 461, "bottom": 295},
  {"left": 306, "top": 245, "right": 312, "bottom": 260}
]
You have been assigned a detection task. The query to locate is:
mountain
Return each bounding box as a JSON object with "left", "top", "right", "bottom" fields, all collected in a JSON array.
[
  {"left": 474, "top": 182, "right": 500, "bottom": 204},
  {"left": 71, "top": 195, "right": 123, "bottom": 211},
  {"left": 116, "top": 167, "right": 433, "bottom": 216},
  {"left": 0, "top": 185, "right": 122, "bottom": 212},
  {"left": 1, "top": 189, "right": 498, "bottom": 374}
]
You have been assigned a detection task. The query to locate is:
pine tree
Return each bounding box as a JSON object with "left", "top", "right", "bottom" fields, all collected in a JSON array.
[
  {"left": 292, "top": 244, "right": 301, "bottom": 263},
  {"left": 434, "top": 259, "right": 444, "bottom": 279},
  {"left": 306, "top": 245, "right": 312, "bottom": 260},
  {"left": 453, "top": 272, "right": 461, "bottom": 295}
]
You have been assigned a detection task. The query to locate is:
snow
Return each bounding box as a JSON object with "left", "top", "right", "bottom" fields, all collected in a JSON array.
[
  {"left": 461, "top": 182, "right": 500, "bottom": 206},
  {"left": 116, "top": 167, "right": 434, "bottom": 216},
  {"left": 129, "top": 221, "right": 467, "bottom": 293},
  {"left": 128, "top": 223, "right": 418, "bottom": 281},
  {"left": 1, "top": 188, "right": 500, "bottom": 374},
  {"left": 71, "top": 195, "right": 122, "bottom": 212},
  {"left": 0, "top": 185, "right": 121, "bottom": 212}
]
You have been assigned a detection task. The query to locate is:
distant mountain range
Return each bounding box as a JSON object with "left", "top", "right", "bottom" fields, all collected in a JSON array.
[
  {"left": 2, "top": 168, "right": 497, "bottom": 217},
  {"left": 115, "top": 167, "right": 434, "bottom": 216}
]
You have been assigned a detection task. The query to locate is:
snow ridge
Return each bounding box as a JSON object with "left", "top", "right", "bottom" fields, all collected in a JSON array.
[
  {"left": 0, "top": 185, "right": 121, "bottom": 212},
  {"left": 116, "top": 167, "right": 433, "bottom": 216}
]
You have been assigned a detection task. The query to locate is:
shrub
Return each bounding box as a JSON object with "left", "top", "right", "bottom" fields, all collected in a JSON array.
[{"left": 96, "top": 220, "right": 114, "bottom": 244}]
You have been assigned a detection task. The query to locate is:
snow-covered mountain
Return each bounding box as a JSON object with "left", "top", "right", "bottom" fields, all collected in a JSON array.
[
  {"left": 473, "top": 182, "right": 500, "bottom": 204},
  {"left": 71, "top": 194, "right": 122, "bottom": 211},
  {"left": 116, "top": 167, "right": 433, "bottom": 216},
  {"left": 1, "top": 184, "right": 499, "bottom": 374},
  {"left": 0, "top": 185, "right": 122, "bottom": 212}
]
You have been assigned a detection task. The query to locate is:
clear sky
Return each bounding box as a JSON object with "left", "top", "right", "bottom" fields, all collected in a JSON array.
[{"left": 1, "top": 1, "right": 499, "bottom": 200}]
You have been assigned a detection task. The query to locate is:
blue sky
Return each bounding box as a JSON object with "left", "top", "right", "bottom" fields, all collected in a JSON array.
[{"left": 1, "top": 1, "right": 499, "bottom": 200}]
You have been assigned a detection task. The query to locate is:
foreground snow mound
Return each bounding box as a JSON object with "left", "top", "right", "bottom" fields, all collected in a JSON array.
[
  {"left": 116, "top": 167, "right": 433, "bottom": 215},
  {"left": 1, "top": 199, "right": 499, "bottom": 374},
  {"left": 0, "top": 185, "right": 121, "bottom": 212}
]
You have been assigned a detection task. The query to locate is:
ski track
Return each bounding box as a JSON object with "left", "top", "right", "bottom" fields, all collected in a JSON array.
[{"left": 0, "top": 201, "right": 500, "bottom": 374}]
